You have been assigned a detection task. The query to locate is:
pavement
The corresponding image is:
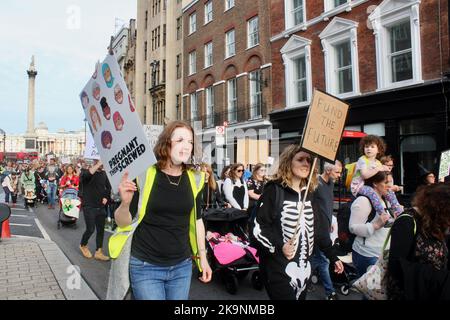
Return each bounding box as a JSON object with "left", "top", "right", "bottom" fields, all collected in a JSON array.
[
  {"left": 0, "top": 236, "right": 98, "bottom": 300},
  {"left": 0, "top": 191, "right": 361, "bottom": 300}
]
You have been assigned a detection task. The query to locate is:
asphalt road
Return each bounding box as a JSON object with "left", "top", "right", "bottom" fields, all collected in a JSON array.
[{"left": 2, "top": 190, "right": 361, "bottom": 300}]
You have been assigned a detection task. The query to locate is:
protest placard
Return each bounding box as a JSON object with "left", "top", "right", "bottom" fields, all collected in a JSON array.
[
  {"left": 80, "top": 53, "right": 156, "bottom": 192},
  {"left": 84, "top": 131, "right": 100, "bottom": 160},
  {"left": 438, "top": 149, "right": 450, "bottom": 180},
  {"left": 291, "top": 90, "right": 349, "bottom": 243},
  {"left": 300, "top": 89, "right": 349, "bottom": 162},
  {"left": 143, "top": 124, "right": 164, "bottom": 150}
]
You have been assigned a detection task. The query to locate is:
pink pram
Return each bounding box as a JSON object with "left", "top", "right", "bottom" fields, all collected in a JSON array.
[{"left": 203, "top": 208, "right": 263, "bottom": 295}]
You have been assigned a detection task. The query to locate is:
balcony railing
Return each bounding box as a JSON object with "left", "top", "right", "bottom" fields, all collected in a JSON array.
[{"left": 187, "top": 102, "right": 267, "bottom": 129}]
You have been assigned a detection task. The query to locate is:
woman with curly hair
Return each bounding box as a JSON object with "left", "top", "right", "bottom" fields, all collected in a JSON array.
[
  {"left": 387, "top": 183, "right": 450, "bottom": 300},
  {"left": 252, "top": 145, "right": 343, "bottom": 300}
]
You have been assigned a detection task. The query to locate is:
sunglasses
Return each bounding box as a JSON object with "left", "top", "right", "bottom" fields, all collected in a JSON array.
[
  {"left": 236, "top": 169, "right": 244, "bottom": 172},
  {"left": 298, "top": 157, "right": 312, "bottom": 164}
]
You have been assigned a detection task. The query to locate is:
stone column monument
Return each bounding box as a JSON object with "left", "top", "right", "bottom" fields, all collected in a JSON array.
[{"left": 25, "top": 56, "right": 38, "bottom": 151}]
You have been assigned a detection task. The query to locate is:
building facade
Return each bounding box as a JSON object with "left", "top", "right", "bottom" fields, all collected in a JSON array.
[
  {"left": 182, "top": 0, "right": 273, "bottom": 166},
  {"left": 112, "top": 19, "right": 137, "bottom": 102},
  {"left": 2, "top": 122, "right": 85, "bottom": 157},
  {"left": 135, "top": 0, "right": 185, "bottom": 126},
  {"left": 269, "top": 0, "right": 450, "bottom": 193}
]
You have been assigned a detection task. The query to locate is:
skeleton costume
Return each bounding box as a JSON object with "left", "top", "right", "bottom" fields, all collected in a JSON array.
[{"left": 253, "top": 181, "right": 339, "bottom": 300}]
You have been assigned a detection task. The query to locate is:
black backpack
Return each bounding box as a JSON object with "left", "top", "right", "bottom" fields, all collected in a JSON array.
[{"left": 336, "top": 195, "right": 378, "bottom": 254}]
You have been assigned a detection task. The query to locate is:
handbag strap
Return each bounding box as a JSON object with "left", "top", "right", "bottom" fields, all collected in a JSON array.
[{"left": 382, "top": 213, "right": 417, "bottom": 253}]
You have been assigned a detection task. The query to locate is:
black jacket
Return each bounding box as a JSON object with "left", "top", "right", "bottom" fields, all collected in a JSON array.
[
  {"left": 253, "top": 181, "right": 338, "bottom": 264},
  {"left": 80, "top": 168, "right": 111, "bottom": 208}
]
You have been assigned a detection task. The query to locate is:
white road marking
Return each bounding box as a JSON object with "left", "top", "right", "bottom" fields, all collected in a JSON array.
[
  {"left": 10, "top": 223, "right": 32, "bottom": 227},
  {"left": 12, "top": 208, "right": 26, "bottom": 211},
  {"left": 11, "top": 214, "right": 28, "bottom": 218},
  {"left": 35, "top": 218, "right": 51, "bottom": 241},
  {"left": 12, "top": 235, "right": 36, "bottom": 239}
]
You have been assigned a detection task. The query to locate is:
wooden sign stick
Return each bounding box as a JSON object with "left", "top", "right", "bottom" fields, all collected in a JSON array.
[{"left": 291, "top": 156, "right": 318, "bottom": 247}]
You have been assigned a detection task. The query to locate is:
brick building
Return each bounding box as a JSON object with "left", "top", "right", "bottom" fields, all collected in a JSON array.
[
  {"left": 182, "top": 0, "right": 272, "bottom": 167},
  {"left": 269, "top": 0, "right": 450, "bottom": 193}
]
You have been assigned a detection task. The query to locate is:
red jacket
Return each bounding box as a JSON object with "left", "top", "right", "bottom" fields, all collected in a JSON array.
[{"left": 59, "top": 175, "right": 79, "bottom": 190}]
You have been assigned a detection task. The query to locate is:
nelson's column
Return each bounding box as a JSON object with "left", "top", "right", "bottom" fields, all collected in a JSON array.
[{"left": 24, "top": 56, "right": 37, "bottom": 151}]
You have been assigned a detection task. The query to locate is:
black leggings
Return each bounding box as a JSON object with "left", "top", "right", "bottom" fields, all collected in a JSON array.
[{"left": 80, "top": 206, "right": 106, "bottom": 250}]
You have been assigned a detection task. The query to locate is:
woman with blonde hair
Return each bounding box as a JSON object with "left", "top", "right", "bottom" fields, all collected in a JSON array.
[
  {"left": 247, "top": 163, "right": 267, "bottom": 220},
  {"left": 252, "top": 145, "right": 343, "bottom": 300},
  {"left": 107, "top": 121, "right": 212, "bottom": 300},
  {"left": 199, "top": 163, "right": 226, "bottom": 211}
]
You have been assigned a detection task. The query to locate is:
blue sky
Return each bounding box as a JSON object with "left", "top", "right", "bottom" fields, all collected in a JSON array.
[{"left": 0, "top": 0, "right": 136, "bottom": 134}]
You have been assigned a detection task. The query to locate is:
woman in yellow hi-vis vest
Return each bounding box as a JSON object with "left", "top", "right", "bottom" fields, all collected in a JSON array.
[{"left": 107, "top": 121, "right": 212, "bottom": 300}]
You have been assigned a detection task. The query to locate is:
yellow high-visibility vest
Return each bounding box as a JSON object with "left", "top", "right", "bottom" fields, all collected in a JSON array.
[{"left": 108, "top": 165, "right": 205, "bottom": 271}]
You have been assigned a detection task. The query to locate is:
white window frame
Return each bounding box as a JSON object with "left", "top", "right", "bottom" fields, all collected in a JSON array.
[
  {"left": 249, "top": 70, "right": 262, "bottom": 120},
  {"left": 225, "top": 29, "right": 236, "bottom": 59},
  {"left": 204, "top": 42, "right": 213, "bottom": 68},
  {"left": 227, "top": 78, "right": 237, "bottom": 123},
  {"left": 189, "top": 51, "right": 197, "bottom": 75},
  {"left": 225, "top": 0, "right": 235, "bottom": 11},
  {"left": 319, "top": 17, "right": 360, "bottom": 98},
  {"left": 204, "top": 1, "right": 213, "bottom": 25},
  {"left": 369, "top": 0, "right": 422, "bottom": 91},
  {"left": 324, "top": 0, "right": 351, "bottom": 13},
  {"left": 247, "top": 16, "right": 260, "bottom": 49},
  {"left": 190, "top": 92, "right": 198, "bottom": 122},
  {"left": 189, "top": 12, "right": 197, "bottom": 34},
  {"left": 284, "top": 0, "right": 307, "bottom": 30},
  {"left": 205, "top": 86, "right": 214, "bottom": 128},
  {"left": 281, "top": 35, "right": 313, "bottom": 109}
]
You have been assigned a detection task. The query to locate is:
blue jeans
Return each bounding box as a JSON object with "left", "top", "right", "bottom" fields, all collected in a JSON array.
[
  {"left": 129, "top": 255, "right": 193, "bottom": 300},
  {"left": 311, "top": 248, "right": 335, "bottom": 295},
  {"left": 3, "top": 187, "right": 11, "bottom": 203},
  {"left": 352, "top": 250, "right": 378, "bottom": 278},
  {"left": 46, "top": 182, "right": 57, "bottom": 206}
]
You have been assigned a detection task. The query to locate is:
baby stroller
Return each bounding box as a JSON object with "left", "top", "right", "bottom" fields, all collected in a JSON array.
[
  {"left": 58, "top": 188, "right": 80, "bottom": 229},
  {"left": 203, "top": 208, "right": 263, "bottom": 295},
  {"left": 24, "top": 186, "right": 37, "bottom": 208},
  {"left": 38, "top": 179, "right": 48, "bottom": 204},
  {"left": 310, "top": 244, "right": 359, "bottom": 296}
]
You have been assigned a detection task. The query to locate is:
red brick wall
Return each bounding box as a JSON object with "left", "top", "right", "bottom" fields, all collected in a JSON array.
[
  {"left": 270, "top": 0, "right": 450, "bottom": 111},
  {"left": 183, "top": 0, "right": 272, "bottom": 120}
]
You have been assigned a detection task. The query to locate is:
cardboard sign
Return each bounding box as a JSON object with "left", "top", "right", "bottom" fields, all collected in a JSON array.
[
  {"left": 438, "top": 149, "right": 450, "bottom": 180},
  {"left": 301, "top": 89, "right": 349, "bottom": 162},
  {"left": 80, "top": 53, "right": 156, "bottom": 192},
  {"left": 84, "top": 132, "right": 100, "bottom": 160},
  {"left": 143, "top": 124, "right": 164, "bottom": 150}
]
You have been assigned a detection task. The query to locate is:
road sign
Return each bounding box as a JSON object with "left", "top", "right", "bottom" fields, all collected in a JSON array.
[{"left": 215, "top": 126, "right": 225, "bottom": 146}]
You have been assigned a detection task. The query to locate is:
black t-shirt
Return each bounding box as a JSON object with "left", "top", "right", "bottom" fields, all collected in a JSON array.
[
  {"left": 247, "top": 177, "right": 265, "bottom": 209},
  {"left": 130, "top": 169, "right": 203, "bottom": 266}
]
